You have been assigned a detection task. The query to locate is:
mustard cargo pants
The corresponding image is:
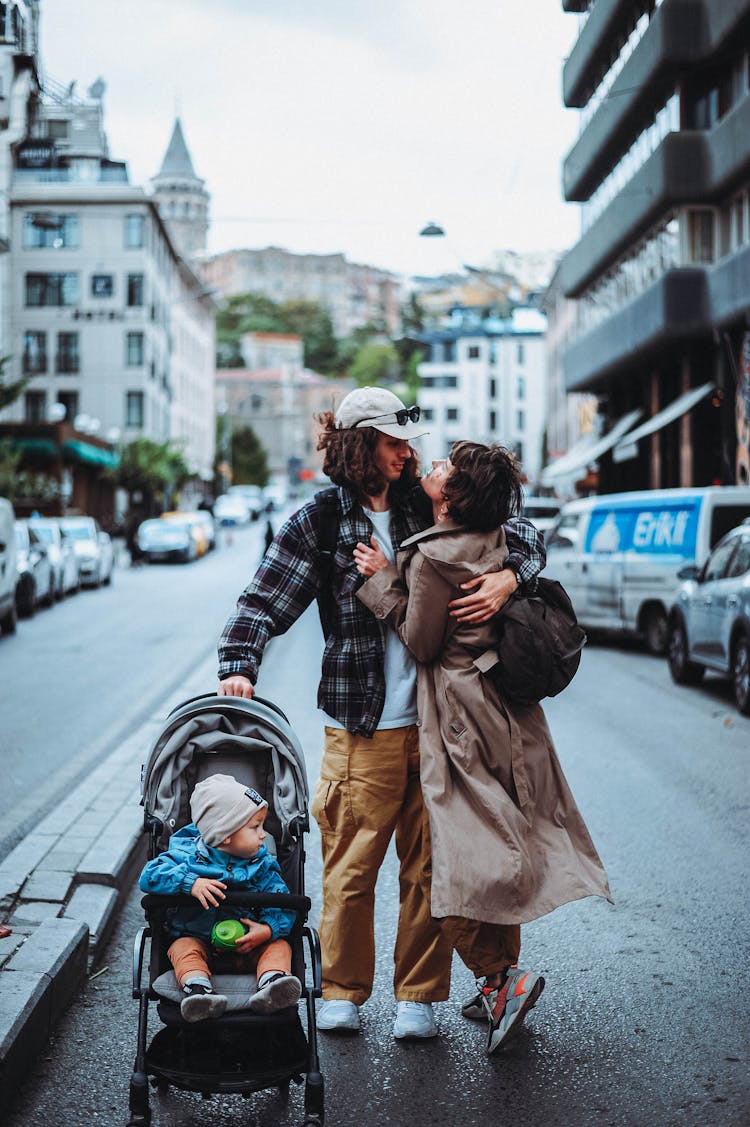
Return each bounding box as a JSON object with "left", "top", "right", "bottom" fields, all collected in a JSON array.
[{"left": 311, "top": 725, "right": 453, "bottom": 1005}]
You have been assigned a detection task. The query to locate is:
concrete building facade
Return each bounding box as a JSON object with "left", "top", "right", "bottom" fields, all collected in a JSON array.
[
  {"left": 2, "top": 87, "right": 216, "bottom": 481},
  {"left": 554, "top": 0, "right": 750, "bottom": 491},
  {"left": 416, "top": 307, "right": 547, "bottom": 485}
]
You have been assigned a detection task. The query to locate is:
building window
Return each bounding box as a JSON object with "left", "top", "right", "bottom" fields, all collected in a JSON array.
[
  {"left": 687, "top": 210, "right": 716, "bottom": 264},
  {"left": 23, "top": 331, "right": 47, "bottom": 374},
  {"left": 127, "top": 273, "right": 144, "bottom": 306},
  {"left": 91, "top": 274, "right": 114, "bottom": 298},
  {"left": 23, "top": 213, "right": 79, "bottom": 249},
  {"left": 516, "top": 375, "right": 525, "bottom": 399},
  {"left": 124, "top": 214, "right": 145, "bottom": 248},
  {"left": 56, "top": 332, "right": 79, "bottom": 374},
  {"left": 489, "top": 409, "right": 497, "bottom": 430},
  {"left": 57, "top": 391, "right": 79, "bottom": 421},
  {"left": 467, "top": 345, "right": 481, "bottom": 360},
  {"left": 126, "top": 332, "right": 144, "bottom": 366},
  {"left": 421, "top": 407, "right": 434, "bottom": 421},
  {"left": 25, "top": 272, "right": 79, "bottom": 306},
  {"left": 517, "top": 342, "right": 525, "bottom": 365},
  {"left": 446, "top": 407, "right": 459, "bottom": 422},
  {"left": 444, "top": 340, "right": 455, "bottom": 361},
  {"left": 126, "top": 391, "right": 144, "bottom": 427},
  {"left": 515, "top": 441, "right": 524, "bottom": 464},
  {"left": 516, "top": 409, "right": 525, "bottom": 431},
  {"left": 488, "top": 345, "right": 496, "bottom": 365},
  {"left": 421, "top": 374, "right": 458, "bottom": 390},
  {"left": 24, "top": 390, "right": 46, "bottom": 423},
  {"left": 47, "top": 119, "right": 69, "bottom": 140},
  {"left": 489, "top": 377, "right": 497, "bottom": 399}
]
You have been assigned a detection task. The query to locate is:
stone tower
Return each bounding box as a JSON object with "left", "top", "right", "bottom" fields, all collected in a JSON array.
[{"left": 150, "top": 118, "right": 209, "bottom": 259}]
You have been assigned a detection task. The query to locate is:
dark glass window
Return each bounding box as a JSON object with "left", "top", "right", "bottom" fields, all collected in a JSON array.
[
  {"left": 467, "top": 345, "right": 480, "bottom": 360},
  {"left": 91, "top": 274, "right": 114, "bottom": 298},
  {"left": 57, "top": 391, "right": 79, "bottom": 421},
  {"left": 23, "top": 331, "right": 47, "bottom": 374},
  {"left": 446, "top": 407, "right": 459, "bottom": 421},
  {"left": 25, "top": 273, "right": 79, "bottom": 306},
  {"left": 23, "top": 213, "right": 79, "bottom": 248},
  {"left": 126, "top": 391, "right": 144, "bottom": 427},
  {"left": 127, "top": 273, "right": 144, "bottom": 306},
  {"left": 24, "top": 390, "right": 46, "bottom": 423},
  {"left": 126, "top": 332, "right": 144, "bottom": 366},
  {"left": 444, "top": 341, "right": 455, "bottom": 361},
  {"left": 56, "top": 333, "right": 79, "bottom": 374},
  {"left": 124, "top": 214, "right": 145, "bottom": 248}
]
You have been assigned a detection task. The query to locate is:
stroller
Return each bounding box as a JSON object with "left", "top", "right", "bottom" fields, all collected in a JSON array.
[{"left": 127, "top": 693, "right": 324, "bottom": 1127}]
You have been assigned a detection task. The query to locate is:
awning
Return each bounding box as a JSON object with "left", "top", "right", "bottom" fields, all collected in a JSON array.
[
  {"left": 541, "top": 408, "right": 643, "bottom": 484},
  {"left": 63, "top": 439, "right": 120, "bottom": 469},
  {"left": 612, "top": 382, "right": 714, "bottom": 462},
  {"left": 10, "top": 437, "right": 59, "bottom": 459}
]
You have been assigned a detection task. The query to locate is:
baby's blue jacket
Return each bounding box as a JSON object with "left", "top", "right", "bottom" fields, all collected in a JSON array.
[{"left": 138, "top": 823, "right": 295, "bottom": 943}]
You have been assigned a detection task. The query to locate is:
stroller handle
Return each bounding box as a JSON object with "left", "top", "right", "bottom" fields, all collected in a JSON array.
[{"left": 141, "top": 891, "right": 311, "bottom": 913}]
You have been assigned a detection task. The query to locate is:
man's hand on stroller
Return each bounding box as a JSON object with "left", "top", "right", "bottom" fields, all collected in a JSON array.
[
  {"left": 190, "top": 876, "right": 227, "bottom": 908},
  {"left": 235, "top": 919, "right": 272, "bottom": 952},
  {"left": 218, "top": 675, "right": 255, "bottom": 699}
]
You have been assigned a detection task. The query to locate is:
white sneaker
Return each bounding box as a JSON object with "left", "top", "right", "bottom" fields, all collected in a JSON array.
[
  {"left": 317, "top": 999, "right": 360, "bottom": 1033},
  {"left": 393, "top": 1001, "right": 438, "bottom": 1040}
]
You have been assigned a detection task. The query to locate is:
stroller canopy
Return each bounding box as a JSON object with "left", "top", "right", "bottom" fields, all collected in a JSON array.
[{"left": 141, "top": 694, "right": 309, "bottom": 850}]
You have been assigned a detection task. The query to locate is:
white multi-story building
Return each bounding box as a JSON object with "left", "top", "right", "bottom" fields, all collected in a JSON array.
[
  {"left": 416, "top": 307, "right": 547, "bottom": 486},
  {"left": 2, "top": 86, "right": 216, "bottom": 481}
]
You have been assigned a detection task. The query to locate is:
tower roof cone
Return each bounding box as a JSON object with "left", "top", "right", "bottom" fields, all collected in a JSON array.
[{"left": 156, "top": 117, "right": 198, "bottom": 179}]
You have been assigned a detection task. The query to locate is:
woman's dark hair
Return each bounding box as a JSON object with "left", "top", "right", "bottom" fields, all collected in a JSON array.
[
  {"left": 441, "top": 441, "right": 522, "bottom": 531},
  {"left": 316, "top": 411, "right": 421, "bottom": 500}
]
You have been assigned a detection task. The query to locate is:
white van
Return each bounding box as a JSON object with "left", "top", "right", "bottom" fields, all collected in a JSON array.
[
  {"left": 544, "top": 487, "right": 750, "bottom": 653},
  {"left": 0, "top": 497, "right": 18, "bottom": 635}
]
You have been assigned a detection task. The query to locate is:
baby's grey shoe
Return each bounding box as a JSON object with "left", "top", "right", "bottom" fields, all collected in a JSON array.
[
  {"left": 249, "top": 972, "right": 302, "bottom": 1013},
  {"left": 180, "top": 982, "right": 228, "bottom": 1022}
]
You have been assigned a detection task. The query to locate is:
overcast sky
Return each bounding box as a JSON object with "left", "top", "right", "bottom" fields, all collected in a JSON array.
[{"left": 40, "top": 0, "right": 581, "bottom": 277}]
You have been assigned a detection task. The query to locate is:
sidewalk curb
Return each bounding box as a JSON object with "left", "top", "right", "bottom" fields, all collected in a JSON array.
[{"left": 0, "top": 652, "right": 219, "bottom": 1109}]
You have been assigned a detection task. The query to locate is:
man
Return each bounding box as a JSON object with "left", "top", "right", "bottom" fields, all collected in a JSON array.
[{"left": 217, "top": 387, "right": 545, "bottom": 1039}]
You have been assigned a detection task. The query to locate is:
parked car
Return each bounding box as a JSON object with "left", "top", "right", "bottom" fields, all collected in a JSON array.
[
  {"left": 263, "top": 482, "right": 288, "bottom": 512},
  {"left": 27, "top": 517, "right": 80, "bottom": 598},
  {"left": 0, "top": 497, "right": 18, "bottom": 635},
  {"left": 137, "top": 518, "right": 200, "bottom": 563},
  {"left": 668, "top": 521, "right": 750, "bottom": 714},
  {"left": 161, "top": 510, "right": 215, "bottom": 552},
  {"left": 214, "top": 494, "right": 252, "bottom": 526},
  {"left": 227, "top": 484, "right": 264, "bottom": 520},
  {"left": 59, "top": 517, "right": 115, "bottom": 587},
  {"left": 544, "top": 487, "right": 750, "bottom": 654},
  {"left": 14, "top": 520, "right": 55, "bottom": 617}
]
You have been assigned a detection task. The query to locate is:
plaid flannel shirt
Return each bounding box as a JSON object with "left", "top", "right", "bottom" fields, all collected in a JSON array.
[{"left": 218, "top": 485, "right": 545, "bottom": 738}]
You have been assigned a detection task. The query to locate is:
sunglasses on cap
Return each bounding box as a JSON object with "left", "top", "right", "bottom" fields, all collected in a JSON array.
[{"left": 352, "top": 405, "right": 421, "bottom": 428}]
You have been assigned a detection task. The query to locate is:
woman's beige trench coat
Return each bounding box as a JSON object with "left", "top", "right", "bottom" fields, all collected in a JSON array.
[{"left": 357, "top": 518, "right": 612, "bottom": 927}]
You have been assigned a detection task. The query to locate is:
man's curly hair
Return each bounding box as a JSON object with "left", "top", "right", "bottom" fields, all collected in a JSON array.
[
  {"left": 441, "top": 441, "right": 522, "bottom": 531},
  {"left": 316, "top": 411, "right": 421, "bottom": 500}
]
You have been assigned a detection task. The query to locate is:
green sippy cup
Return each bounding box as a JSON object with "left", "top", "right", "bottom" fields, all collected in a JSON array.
[{"left": 211, "top": 919, "right": 247, "bottom": 950}]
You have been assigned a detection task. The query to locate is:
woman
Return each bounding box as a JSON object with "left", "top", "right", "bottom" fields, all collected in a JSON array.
[{"left": 353, "top": 441, "right": 612, "bottom": 1055}]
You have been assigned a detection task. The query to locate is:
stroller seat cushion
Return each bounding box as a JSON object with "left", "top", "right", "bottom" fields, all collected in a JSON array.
[{"left": 153, "top": 970, "right": 259, "bottom": 1011}]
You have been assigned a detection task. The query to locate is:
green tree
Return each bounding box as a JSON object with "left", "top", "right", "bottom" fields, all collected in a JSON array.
[
  {"left": 214, "top": 291, "right": 341, "bottom": 373},
  {"left": 106, "top": 438, "right": 190, "bottom": 514},
  {"left": 230, "top": 424, "right": 269, "bottom": 488},
  {"left": 277, "top": 300, "right": 338, "bottom": 372},
  {"left": 349, "top": 341, "right": 399, "bottom": 387},
  {"left": 0, "top": 438, "right": 22, "bottom": 498}
]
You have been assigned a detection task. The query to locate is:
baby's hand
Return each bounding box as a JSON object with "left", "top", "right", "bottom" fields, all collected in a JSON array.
[
  {"left": 190, "top": 877, "right": 227, "bottom": 909},
  {"left": 234, "top": 918, "right": 272, "bottom": 952}
]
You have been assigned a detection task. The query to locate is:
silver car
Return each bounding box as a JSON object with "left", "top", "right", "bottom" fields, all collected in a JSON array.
[
  {"left": 59, "top": 517, "right": 115, "bottom": 587},
  {"left": 668, "top": 520, "right": 750, "bottom": 714},
  {"left": 14, "top": 520, "right": 55, "bottom": 617},
  {"left": 27, "top": 517, "right": 81, "bottom": 598}
]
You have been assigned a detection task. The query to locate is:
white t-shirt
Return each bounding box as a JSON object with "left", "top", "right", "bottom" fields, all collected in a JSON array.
[{"left": 322, "top": 506, "right": 418, "bottom": 732}]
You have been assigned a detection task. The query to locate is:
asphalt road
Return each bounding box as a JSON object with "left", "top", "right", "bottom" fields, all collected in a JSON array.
[{"left": 3, "top": 535, "right": 750, "bottom": 1126}]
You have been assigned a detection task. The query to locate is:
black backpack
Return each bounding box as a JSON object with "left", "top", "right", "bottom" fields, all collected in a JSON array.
[
  {"left": 314, "top": 488, "right": 340, "bottom": 635},
  {"left": 481, "top": 578, "right": 586, "bottom": 707}
]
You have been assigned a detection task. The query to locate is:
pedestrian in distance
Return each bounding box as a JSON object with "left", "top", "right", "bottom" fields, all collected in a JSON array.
[
  {"left": 217, "top": 386, "right": 547, "bottom": 1041},
  {"left": 138, "top": 773, "right": 302, "bottom": 1022},
  {"left": 354, "top": 441, "right": 612, "bottom": 1055}
]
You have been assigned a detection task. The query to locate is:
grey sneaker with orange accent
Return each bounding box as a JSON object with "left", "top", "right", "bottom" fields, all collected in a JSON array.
[{"left": 482, "top": 966, "right": 545, "bottom": 1055}]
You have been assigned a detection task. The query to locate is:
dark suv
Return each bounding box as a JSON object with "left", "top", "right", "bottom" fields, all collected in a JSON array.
[{"left": 668, "top": 520, "right": 750, "bottom": 714}]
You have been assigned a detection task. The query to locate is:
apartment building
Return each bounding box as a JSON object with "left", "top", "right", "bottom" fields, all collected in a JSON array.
[
  {"left": 3, "top": 88, "right": 216, "bottom": 481},
  {"left": 416, "top": 307, "right": 547, "bottom": 485},
  {"left": 553, "top": 0, "right": 750, "bottom": 491}
]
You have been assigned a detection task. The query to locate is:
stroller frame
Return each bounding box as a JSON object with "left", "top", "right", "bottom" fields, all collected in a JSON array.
[{"left": 126, "top": 693, "right": 325, "bottom": 1127}]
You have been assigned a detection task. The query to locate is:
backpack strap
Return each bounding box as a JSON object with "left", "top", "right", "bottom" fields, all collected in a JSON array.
[{"left": 314, "top": 487, "right": 340, "bottom": 635}]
